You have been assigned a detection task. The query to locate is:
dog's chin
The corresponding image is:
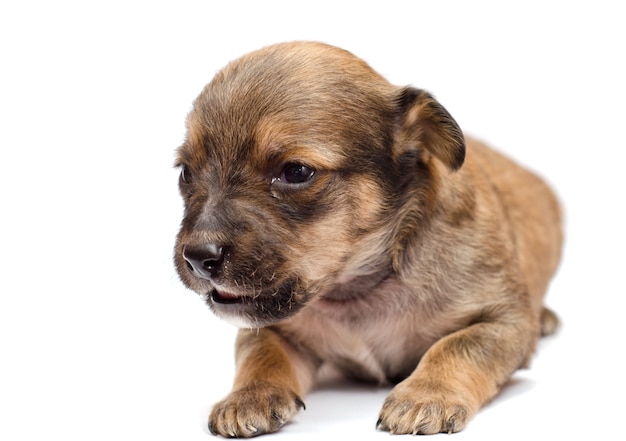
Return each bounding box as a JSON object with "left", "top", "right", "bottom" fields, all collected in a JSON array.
[{"left": 205, "top": 284, "right": 307, "bottom": 329}]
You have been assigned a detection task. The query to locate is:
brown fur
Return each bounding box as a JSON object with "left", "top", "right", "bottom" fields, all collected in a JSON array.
[{"left": 174, "top": 41, "right": 562, "bottom": 436}]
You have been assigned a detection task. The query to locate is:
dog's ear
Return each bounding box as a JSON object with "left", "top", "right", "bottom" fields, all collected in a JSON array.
[{"left": 395, "top": 87, "right": 465, "bottom": 170}]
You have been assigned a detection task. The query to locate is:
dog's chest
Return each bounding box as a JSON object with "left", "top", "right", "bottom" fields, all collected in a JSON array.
[{"left": 293, "top": 288, "right": 440, "bottom": 384}]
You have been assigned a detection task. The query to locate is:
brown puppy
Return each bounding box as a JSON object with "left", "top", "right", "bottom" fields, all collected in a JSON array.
[{"left": 174, "top": 41, "right": 562, "bottom": 436}]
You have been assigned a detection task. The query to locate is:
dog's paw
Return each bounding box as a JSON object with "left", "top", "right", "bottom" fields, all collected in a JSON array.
[
  {"left": 376, "top": 380, "right": 474, "bottom": 435},
  {"left": 208, "top": 382, "right": 305, "bottom": 438}
]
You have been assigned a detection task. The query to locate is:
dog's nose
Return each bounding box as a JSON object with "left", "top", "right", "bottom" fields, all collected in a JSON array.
[{"left": 182, "top": 243, "right": 226, "bottom": 280}]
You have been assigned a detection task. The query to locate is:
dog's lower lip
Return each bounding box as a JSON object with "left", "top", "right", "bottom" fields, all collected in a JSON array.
[{"left": 211, "top": 289, "right": 243, "bottom": 305}]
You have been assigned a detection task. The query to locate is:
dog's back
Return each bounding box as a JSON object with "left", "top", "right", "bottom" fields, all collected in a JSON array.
[{"left": 467, "top": 139, "right": 562, "bottom": 309}]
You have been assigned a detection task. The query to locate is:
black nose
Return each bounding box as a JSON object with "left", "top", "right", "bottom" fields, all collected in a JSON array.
[{"left": 182, "top": 243, "right": 226, "bottom": 280}]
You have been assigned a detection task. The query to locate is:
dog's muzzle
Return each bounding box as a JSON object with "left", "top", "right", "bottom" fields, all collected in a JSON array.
[
  {"left": 181, "top": 243, "right": 243, "bottom": 304},
  {"left": 180, "top": 241, "right": 309, "bottom": 326}
]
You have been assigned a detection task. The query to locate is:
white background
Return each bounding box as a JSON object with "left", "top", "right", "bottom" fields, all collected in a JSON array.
[{"left": 1, "top": 1, "right": 624, "bottom": 440}]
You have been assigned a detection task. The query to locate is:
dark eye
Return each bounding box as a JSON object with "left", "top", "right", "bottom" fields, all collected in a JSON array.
[
  {"left": 280, "top": 163, "right": 315, "bottom": 184},
  {"left": 179, "top": 165, "right": 192, "bottom": 184}
]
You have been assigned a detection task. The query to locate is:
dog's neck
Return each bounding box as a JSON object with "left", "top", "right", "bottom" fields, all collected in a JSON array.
[{"left": 321, "top": 266, "right": 393, "bottom": 303}]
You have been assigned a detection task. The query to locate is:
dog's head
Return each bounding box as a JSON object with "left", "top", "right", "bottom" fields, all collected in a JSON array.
[{"left": 174, "top": 42, "right": 464, "bottom": 328}]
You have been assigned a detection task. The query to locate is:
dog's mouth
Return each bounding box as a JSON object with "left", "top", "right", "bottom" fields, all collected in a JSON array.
[
  {"left": 205, "top": 280, "right": 308, "bottom": 328},
  {"left": 210, "top": 288, "right": 243, "bottom": 305}
]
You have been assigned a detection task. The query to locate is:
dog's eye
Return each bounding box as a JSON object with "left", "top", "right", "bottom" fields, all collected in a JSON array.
[
  {"left": 280, "top": 163, "right": 315, "bottom": 184},
  {"left": 179, "top": 165, "right": 192, "bottom": 184}
]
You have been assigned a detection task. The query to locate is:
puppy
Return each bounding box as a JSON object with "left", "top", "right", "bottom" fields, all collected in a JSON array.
[{"left": 174, "top": 41, "right": 562, "bottom": 436}]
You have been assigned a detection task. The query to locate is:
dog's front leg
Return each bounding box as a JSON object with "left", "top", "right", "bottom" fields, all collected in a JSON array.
[
  {"left": 209, "top": 327, "right": 315, "bottom": 438},
  {"left": 377, "top": 317, "right": 535, "bottom": 435}
]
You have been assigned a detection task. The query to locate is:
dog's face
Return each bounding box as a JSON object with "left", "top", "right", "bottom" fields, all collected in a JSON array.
[{"left": 174, "top": 42, "right": 464, "bottom": 328}]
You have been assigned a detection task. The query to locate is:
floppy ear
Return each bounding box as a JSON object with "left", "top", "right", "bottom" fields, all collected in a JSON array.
[{"left": 395, "top": 87, "right": 465, "bottom": 170}]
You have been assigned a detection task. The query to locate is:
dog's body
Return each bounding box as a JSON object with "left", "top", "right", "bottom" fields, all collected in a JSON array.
[{"left": 175, "top": 41, "right": 562, "bottom": 436}]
